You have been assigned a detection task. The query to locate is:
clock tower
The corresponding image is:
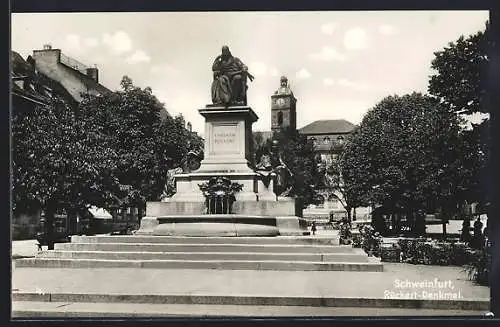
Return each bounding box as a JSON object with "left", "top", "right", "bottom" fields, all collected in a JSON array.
[{"left": 271, "top": 76, "right": 297, "bottom": 132}]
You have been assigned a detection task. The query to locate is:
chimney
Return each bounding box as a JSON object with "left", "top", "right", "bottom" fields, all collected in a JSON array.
[
  {"left": 187, "top": 122, "right": 192, "bottom": 133},
  {"left": 86, "top": 67, "right": 99, "bottom": 83},
  {"left": 26, "top": 56, "right": 36, "bottom": 76},
  {"left": 43, "top": 44, "right": 52, "bottom": 50}
]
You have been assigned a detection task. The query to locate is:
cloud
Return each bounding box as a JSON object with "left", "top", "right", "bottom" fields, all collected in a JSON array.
[
  {"left": 92, "top": 55, "right": 106, "bottom": 64},
  {"left": 321, "top": 22, "right": 336, "bottom": 35},
  {"left": 323, "top": 77, "right": 334, "bottom": 86},
  {"left": 338, "top": 78, "right": 355, "bottom": 87},
  {"left": 337, "top": 78, "right": 383, "bottom": 91},
  {"left": 296, "top": 68, "right": 311, "bottom": 80},
  {"left": 60, "top": 34, "right": 101, "bottom": 58},
  {"left": 309, "top": 46, "right": 346, "bottom": 61},
  {"left": 64, "top": 34, "right": 81, "bottom": 52},
  {"left": 83, "top": 37, "right": 99, "bottom": 48},
  {"left": 102, "top": 31, "right": 133, "bottom": 55},
  {"left": 344, "top": 27, "right": 370, "bottom": 50},
  {"left": 150, "top": 63, "right": 179, "bottom": 76},
  {"left": 62, "top": 34, "right": 99, "bottom": 57},
  {"left": 126, "top": 50, "right": 151, "bottom": 64},
  {"left": 249, "top": 62, "right": 267, "bottom": 76},
  {"left": 269, "top": 67, "right": 279, "bottom": 77},
  {"left": 378, "top": 24, "right": 396, "bottom": 35}
]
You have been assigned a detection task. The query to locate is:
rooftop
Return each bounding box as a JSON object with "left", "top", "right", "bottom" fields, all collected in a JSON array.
[
  {"left": 32, "top": 46, "right": 111, "bottom": 97},
  {"left": 299, "top": 119, "right": 357, "bottom": 135},
  {"left": 11, "top": 51, "right": 78, "bottom": 108}
]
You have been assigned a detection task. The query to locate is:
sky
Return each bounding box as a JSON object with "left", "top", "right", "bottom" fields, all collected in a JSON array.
[{"left": 11, "top": 11, "right": 489, "bottom": 134}]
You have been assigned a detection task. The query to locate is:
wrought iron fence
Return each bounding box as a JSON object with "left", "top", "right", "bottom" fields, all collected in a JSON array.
[{"left": 206, "top": 195, "right": 232, "bottom": 214}]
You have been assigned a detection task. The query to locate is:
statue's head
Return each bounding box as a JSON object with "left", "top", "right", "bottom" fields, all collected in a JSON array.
[
  {"left": 221, "top": 45, "right": 231, "bottom": 58},
  {"left": 280, "top": 76, "right": 288, "bottom": 87}
]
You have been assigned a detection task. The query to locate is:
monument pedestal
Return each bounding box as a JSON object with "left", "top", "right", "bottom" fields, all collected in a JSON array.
[
  {"left": 197, "top": 105, "right": 257, "bottom": 174},
  {"left": 137, "top": 105, "right": 309, "bottom": 237}
]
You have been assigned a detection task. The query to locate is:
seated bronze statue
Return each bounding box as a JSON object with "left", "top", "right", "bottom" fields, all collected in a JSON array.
[{"left": 211, "top": 45, "right": 254, "bottom": 106}]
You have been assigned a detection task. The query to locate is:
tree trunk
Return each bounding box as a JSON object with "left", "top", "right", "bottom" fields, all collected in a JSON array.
[
  {"left": 45, "top": 202, "right": 56, "bottom": 250},
  {"left": 409, "top": 210, "right": 415, "bottom": 236},
  {"left": 442, "top": 212, "right": 447, "bottom": 239},
  {"left": 346, "top": 207, "right": 352, "bottom": 224},
  {"left": 67, "top": 208, "right": 77, "bottom": 236}
]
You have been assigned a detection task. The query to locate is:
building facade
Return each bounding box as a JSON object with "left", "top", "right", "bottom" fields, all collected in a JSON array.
[
  {"left": 12, "top": 50, "right": 66, "bottom": 239},
  {"left": 31, "top": 44, "right": 110, "bottom": 102},
  {"left": 298, "top": 119, "right": 357, "bottom": 163},
  {"left": 11, "top": 47, "right": 112, "bottom": 239}
]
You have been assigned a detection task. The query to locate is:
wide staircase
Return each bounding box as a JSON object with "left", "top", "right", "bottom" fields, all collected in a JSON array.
[
  {"left": 15, "top": 234, "right": 383, "bottom": 271},
  {"left": 13, "top": 235, "right": 490, "bottom": 317}
]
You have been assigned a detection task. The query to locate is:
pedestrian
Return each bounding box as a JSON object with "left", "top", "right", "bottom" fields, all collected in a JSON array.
[
  {"left": 473, "top": 216, "right": 484, "bottom": 249},
  {"left": 460, "top": 217, "right": 472, "bottom": 244},
  {"left": 311, "top": 221, "right": 317, "bottom": 236},
  {"left": 35, "top": 232, "right": 43, "bottom": 251}
]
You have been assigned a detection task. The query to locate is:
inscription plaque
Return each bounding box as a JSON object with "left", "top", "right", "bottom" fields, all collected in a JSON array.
[{"left": 212, "top": 124, "right": 238, "bottom": 153}]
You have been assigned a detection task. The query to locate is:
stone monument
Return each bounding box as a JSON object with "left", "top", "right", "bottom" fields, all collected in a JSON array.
[{"left": 136, "top": 46, "right": 308, "bottom": 237}]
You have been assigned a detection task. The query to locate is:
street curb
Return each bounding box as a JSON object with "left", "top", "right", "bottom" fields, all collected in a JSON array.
[{"left": 11, "top": 292, "right": 490, "bottom": 311}]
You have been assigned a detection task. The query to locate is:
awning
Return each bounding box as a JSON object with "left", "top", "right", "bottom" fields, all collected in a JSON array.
[{"left": 88, "top": 206, "right": 113, "bottom": 220}]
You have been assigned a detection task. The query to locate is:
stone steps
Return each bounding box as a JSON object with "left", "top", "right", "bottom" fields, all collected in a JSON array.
[
  {"left": 35, "top": 250, "right": 368, "bottom": 262},
  {"left": 14, "top": 257, "right": 383, "bottom": 271},
  {"left": 70, "top": 235, "right": 338, "bottom": 245},
  {"left": 11, "top": 292, "right": 490, "bottom": 311},
  {"left": 12, "top": 301, "right": 488, "bottom": 318},
  {"left": 16, "top": 234, "right": 383, "bottom": 271},
  {"left": 52, "top": 242, "right": 352, "bottom": 254}
]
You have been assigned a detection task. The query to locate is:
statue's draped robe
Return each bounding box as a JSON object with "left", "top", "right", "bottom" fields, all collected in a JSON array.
[
  {"left": 211, "top": 75, "right": 232, "bottom": 105},
  {"left": 211, "top": 55, "right": 247, "bottom": 105}
]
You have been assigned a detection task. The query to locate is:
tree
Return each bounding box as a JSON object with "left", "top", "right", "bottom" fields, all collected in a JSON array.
[
  {"left": 12, "top": 97, "right": 120, "bottom": 249},
  {"left": 429, "top": 22, "right": 490, "bottom": 116},
  {"left": 318, "top": 153, "right": 367, "bottom": 222},
  {"left": 428, "top": 23, "right": 490, "bottom": 210},
  {"left": 12, "top": 74, "right": 198, "bottom": 248},
  {"left": 78, "top": 76, "right": 195, "bottom": 209},
  {"left": 341, "top": 93, "right": 479, "bottom": 235}
]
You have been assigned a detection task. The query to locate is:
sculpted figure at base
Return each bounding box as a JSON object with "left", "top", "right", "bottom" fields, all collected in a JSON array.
[
  {"left": 211, "top": 45, "right": 254, "bottom": 106},
  {"left": 162, "top": 141, "right": 204, "bottom": 199},
  {"left": 255, "top": 139, "right": 294, "bottom": 197}
]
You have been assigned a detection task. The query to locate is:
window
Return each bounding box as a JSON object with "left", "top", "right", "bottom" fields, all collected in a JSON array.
[
  {"left": 310, "top": 137, "right": 317, "bottom": 145},
  {"left": 277, "top": 111, "right": 283, "bottom": 125},
  {"left": 323, "top": 137, "right": 330, "bottom": 145},
  {"left": 337, "top": 135, "right": 344, "bottom": 145}
]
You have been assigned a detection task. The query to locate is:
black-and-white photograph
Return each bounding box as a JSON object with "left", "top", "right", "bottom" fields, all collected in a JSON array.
[{"left": 10, "top": 10, "right": 495, "bottom": 318}]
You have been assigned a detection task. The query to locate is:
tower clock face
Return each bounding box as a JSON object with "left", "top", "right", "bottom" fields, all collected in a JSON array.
[{"left": 276, "top": 98, "right": 286, "bottom": 107}]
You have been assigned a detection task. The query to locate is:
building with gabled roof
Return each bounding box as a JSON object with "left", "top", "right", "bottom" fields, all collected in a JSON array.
[
  {"left": 31, "top": 44, "right": 111, "bottom": 102},
  {"left": 299, "top": 119, "right": 358, "bottom": 160},
  {"left": 299, "top": 119, "right": 357, "bottom": 135}
]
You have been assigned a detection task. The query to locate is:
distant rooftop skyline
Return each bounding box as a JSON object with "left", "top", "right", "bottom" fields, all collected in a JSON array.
[{"left": 12, "top": 11, "right": 489, "bottom": 134}]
